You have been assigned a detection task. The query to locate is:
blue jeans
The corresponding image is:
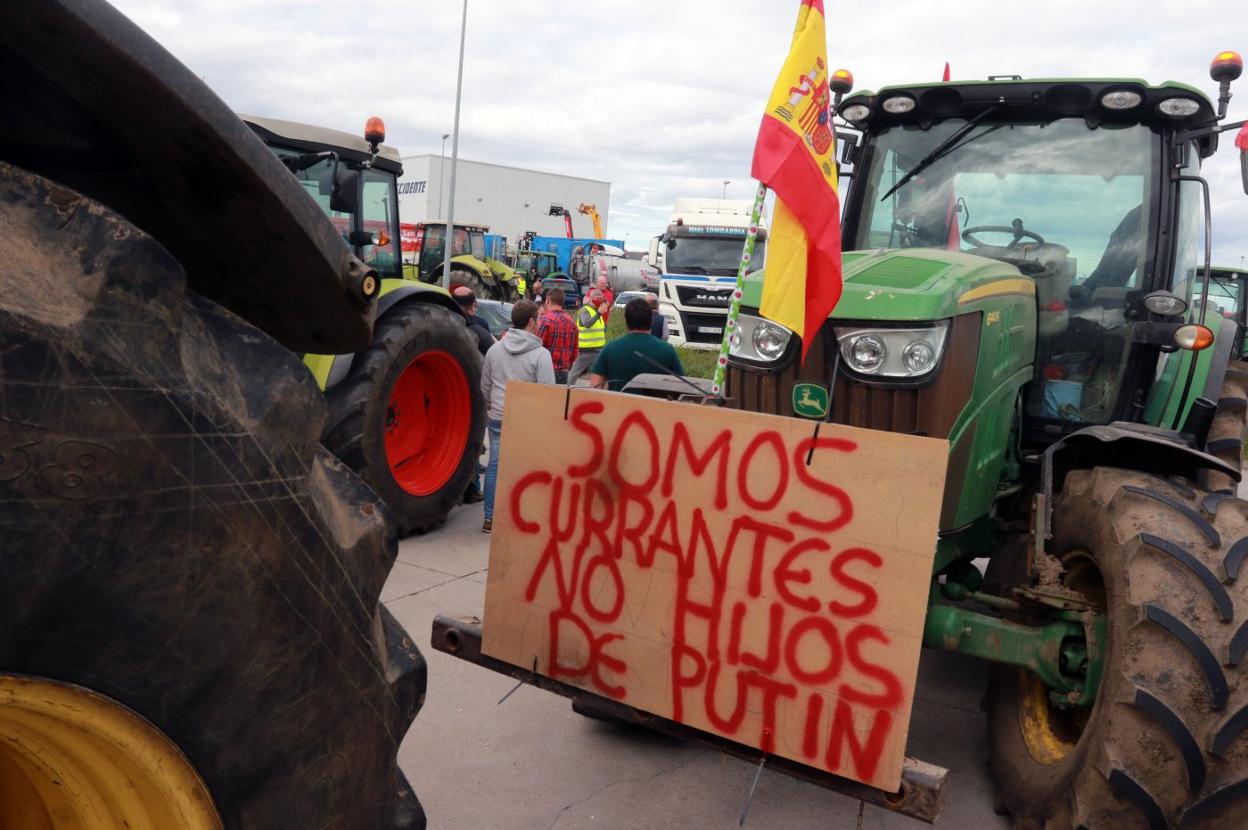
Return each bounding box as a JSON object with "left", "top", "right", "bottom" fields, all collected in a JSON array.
[{"left": 483, "top": 418, "right": 503, "bottom": 521}]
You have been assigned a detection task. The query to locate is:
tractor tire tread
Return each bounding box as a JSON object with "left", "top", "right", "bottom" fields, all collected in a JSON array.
[
  {"left": 1213, "top": 703, "right": 1248, "bottom": 757},
  {"left": 988, "top": 467, "right": 1248, "bottom": 829}
]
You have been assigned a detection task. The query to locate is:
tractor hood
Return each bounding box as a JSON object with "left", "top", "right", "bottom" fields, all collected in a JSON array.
[
  {"left": 742, "top": 248, "right": 1028, "bottom": 322},
  {"left": 0, "top": 0, "right": 378, "bottom": 353}
]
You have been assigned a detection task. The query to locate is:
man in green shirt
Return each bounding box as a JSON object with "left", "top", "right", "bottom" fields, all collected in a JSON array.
[{"left": 589, "top": 297, "right": 684, "bottom": 392}]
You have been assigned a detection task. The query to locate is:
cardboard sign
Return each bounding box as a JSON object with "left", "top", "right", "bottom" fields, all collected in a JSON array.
[{"left": 482, "top": 383, "right": 947, "bottom": 791}]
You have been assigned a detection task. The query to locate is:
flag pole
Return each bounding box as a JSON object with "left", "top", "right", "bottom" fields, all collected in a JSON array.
[{"left": 711, "top": 181, "right": 768, "bottom": 398}]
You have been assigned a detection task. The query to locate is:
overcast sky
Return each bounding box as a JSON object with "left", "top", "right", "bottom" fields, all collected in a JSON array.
[{"left": 115, "top": 0, "right": 1247, "bottom": 265}]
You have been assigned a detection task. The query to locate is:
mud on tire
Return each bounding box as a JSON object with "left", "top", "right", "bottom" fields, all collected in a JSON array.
[
  {"left": 989, "top": 466, "right": 1248, "bottom": 829},
  {"left": 0, "top": 163, "right": 426, "bottom": 828}
]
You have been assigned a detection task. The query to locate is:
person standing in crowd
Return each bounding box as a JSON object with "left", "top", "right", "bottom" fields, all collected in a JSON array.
[
  {"left": 589, "top": 297, "right": 683, "bottom": 392},
  {"left": 537, "top": 287, "right": 577, "bottom": 384},
  {"left": 451, "top": 287, "right": 493, "bottom": 505},
  {"left": 568, "top": 288, "right": 608, "bottom": 386},
  {"left": 646, "top": 293, "right": 668, "bottom": 341},
  {"left": 480, "top": 300, "right": 554, "bottom": 533},
  {"left": 526, "top": 265, "right": 539, "bottom": 300},
  {"left": 453, "top": 286, "right": 495, "bottom": 356},
  {"left": 595, "top": 275, "right": 615, "bottom": 321}
]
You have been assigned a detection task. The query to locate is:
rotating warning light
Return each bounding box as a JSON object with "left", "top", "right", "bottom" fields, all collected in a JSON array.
[
  {"left": 830, "top": 68, "right": 854, "bottom": 95},
  {"left": 364, "top": 116, "right": 386, "bottom": 148},
  {"left": 1211, "top": 50, "right": 1244, "bottom": 83}
]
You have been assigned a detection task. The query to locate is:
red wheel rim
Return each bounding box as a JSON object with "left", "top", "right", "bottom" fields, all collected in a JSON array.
[{"left": 383, "top": 350, "right": 471, "bottom": 496}]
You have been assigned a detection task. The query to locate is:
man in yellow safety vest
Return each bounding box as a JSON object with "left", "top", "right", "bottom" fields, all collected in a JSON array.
[{"left": 567, "top": 288, "right": 608, "bottom": 386}]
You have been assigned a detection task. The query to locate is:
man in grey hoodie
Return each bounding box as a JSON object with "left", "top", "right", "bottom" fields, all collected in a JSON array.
[{"left": 480, "top": 299, "right": 555, "bottom": 532}]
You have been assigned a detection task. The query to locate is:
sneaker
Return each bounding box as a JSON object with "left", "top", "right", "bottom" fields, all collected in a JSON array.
[
  {"left": 483, "top": 518, "right": 492, "bottom": 533},
  {"left": 463, "top": 489, "right": 484, "bottom": 505}
]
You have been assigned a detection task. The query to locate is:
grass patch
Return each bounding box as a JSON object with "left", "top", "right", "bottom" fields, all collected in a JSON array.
[{"left": 604, "top": 314, "right": 718, "bottom": 379}]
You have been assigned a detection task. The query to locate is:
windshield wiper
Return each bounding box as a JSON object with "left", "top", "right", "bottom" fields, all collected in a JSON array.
[{"left": 880, "top": 105, "right": 1003, "bottom": 202}]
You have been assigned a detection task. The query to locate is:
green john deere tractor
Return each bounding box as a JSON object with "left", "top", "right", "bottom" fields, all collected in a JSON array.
[
  {"left": 410, "top": 221, "right": 520, "bottom": 301},
  {"left": 243, "top": 115, "right": 486, "bottom": 535},
  {"left": 727, "top": 57, "right": 1248, "bottom": 828}
]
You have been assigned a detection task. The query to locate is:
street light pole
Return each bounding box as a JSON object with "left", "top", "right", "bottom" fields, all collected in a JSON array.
[
  {"left": 439, "top": 133, "right": 449, "bottom": 219},
  {"left": 722, "top": 180, "right": 731, "bottom": 199},
  {"left": 442, "top": 0, "right": 469, "bottom": 291}
]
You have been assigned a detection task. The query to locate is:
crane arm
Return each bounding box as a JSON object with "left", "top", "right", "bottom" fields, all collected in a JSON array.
[{"left": 577, "top": 203, "right": 603, "bottom": 239}]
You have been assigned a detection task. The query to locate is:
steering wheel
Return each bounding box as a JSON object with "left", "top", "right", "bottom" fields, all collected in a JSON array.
[{"left": 962, "top": 219, "right": 1045, "bottom": 249}]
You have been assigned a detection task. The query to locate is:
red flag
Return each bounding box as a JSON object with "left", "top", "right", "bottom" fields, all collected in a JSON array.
[
  {"left": 1236, "top": 121, "right": 1248, "bottom": 150},
  {"left": 942, "top": 62, "right": 951, "bottom": 82},
  {"left": 751, "top": 0, "right": 842, "bottom": 357}
]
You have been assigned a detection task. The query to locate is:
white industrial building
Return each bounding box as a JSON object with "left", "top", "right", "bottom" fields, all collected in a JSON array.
[{"left": 396, "top": 155, "right": 612, "bottom": 244}]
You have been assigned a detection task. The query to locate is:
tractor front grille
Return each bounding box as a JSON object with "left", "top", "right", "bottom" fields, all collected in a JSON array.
[{"left": 725, "top": 313, "right": 980, "bottom": 440}]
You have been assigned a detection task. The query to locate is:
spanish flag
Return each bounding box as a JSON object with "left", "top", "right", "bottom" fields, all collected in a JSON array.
[{"left": 752, "top": 0, "right": 842, "bottom": 358}]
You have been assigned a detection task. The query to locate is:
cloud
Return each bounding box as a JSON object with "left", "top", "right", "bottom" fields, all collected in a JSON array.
[{"left": 113, "top": 0, "right": 1248, "bottom": 264}]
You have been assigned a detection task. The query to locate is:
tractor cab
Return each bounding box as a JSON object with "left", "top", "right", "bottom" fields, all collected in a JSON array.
[
  {"left": 415, "top": 221, "right": 488, "bottom": 278},
  {"left": 836, "top": 79, "right": 1225, "bottom": 443},
  {"left": 513, "top": 250, "right": 560, "bottom": 281},
  {"left": 413, "top": 221, "right": 519, "bottom": 300},
  {"left": 728, "top": 59, "right": 1248, "bottom": 530},
  {"left": 242, "top": 114, "right": 403, "bottom": 282}
]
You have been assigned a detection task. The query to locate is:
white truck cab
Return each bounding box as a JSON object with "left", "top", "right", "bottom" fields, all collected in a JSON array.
[{"left": 647, "top": 198, "right": 766, "bottom": 349}]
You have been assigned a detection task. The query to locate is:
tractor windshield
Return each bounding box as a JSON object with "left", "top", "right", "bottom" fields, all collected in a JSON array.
[
  {"left": 450, "top": 228, "right": 487, "bottom": 259},
  {"left": 851, "top": 118, "right": 1157, "bottom": 428},
  {"left": 853, "top": 119, "right": 1152, "bottom": 280},
  {"left": 515, "top": 253, "right": 555, "bottom": 279},
  {"left": 361, "top": 168, "right": 401, "bottom": 280}
]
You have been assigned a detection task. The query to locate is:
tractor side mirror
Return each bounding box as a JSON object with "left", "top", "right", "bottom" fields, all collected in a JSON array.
[{"left": 331, "top": 168, "right": 359, "bottom": 214}]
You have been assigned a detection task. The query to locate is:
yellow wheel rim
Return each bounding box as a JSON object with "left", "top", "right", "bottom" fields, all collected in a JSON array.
[
  {"left": 1019, "top": 549, "right": 1104, "bottom": 766},
  {"left": 0, "top": 674, "right": 222, "bottom": 830},
  {"left": 1019, "top": 671, "right": 1079, "bottom": 765}
]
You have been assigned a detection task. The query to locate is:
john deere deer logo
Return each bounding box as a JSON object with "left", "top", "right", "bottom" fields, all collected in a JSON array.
[{"left": 792, "top": 383, "right": 829, "bottom": 419}]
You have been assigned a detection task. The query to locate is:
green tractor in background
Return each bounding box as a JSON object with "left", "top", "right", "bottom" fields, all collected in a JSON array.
[
  {"left": 727, "top": 55, "right": 1248, "bottom": 828},
  {"left": 1202, "top": 265, "right": 1248, "bottom": 357},
  {"left": 408, "top": 221, "right": 521, "bottom": 301},
  {"left": 512, "top": 247, "right": 563, "bottom": 298},
  {"left": 244, "top": 115, "right": 486, "bottom": 535}
]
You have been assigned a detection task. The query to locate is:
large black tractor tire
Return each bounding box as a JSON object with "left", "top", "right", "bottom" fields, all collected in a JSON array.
[
  {"left": 0, "top": 163, "right": 426, "bottom": 828},
  {"left": 988, "top": 467, "right": 1248, "bottom": 829},
  {"left": 323, "top": 303, "right": 485, "bottom": 536},
  {"left": 1205, "top": 360, "right": 1248, "bottom": 492},
  {"left": 448, "top": 266, "right": 494, "bottom": 299}
]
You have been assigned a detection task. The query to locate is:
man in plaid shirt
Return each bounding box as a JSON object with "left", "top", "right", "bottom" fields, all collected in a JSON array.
[{"left": 538, "top": 287, "right": 578, "bottom": 383}]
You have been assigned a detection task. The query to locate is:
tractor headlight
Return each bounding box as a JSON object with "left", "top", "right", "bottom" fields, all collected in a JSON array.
[
  {"left": 1100, "top": 89, "right": 1142, "bottom": 110},
  {"left": 881, "top": 94, "right": 916, "bottom": 114},
  {"left": 1157, "top": 97, "right": 1201, "bottom": 118},
  {"left": 850, "top": 334, "right": 886, "bottom": 371},
  {"left": 840, "top": 103, "right": 872, "bottom": 124},
  {"left": 730, "top": 313, "right": 794, "bottom": 364},
  {"left": 836, "top": 323, "right": 949, "bottom": 379}
]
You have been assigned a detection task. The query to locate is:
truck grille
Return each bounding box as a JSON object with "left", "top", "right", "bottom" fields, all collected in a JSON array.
[
  {"left": 677, "top": 311, "right": 727, "bottom": 344},
  {"left": 674, "top": 285, "right": 733, "bottom": 308}
]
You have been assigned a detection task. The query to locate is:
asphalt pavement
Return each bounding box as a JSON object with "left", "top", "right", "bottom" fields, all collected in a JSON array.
[{"left": 388, "top": 498, "right": 1010, "bottom": 830}]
